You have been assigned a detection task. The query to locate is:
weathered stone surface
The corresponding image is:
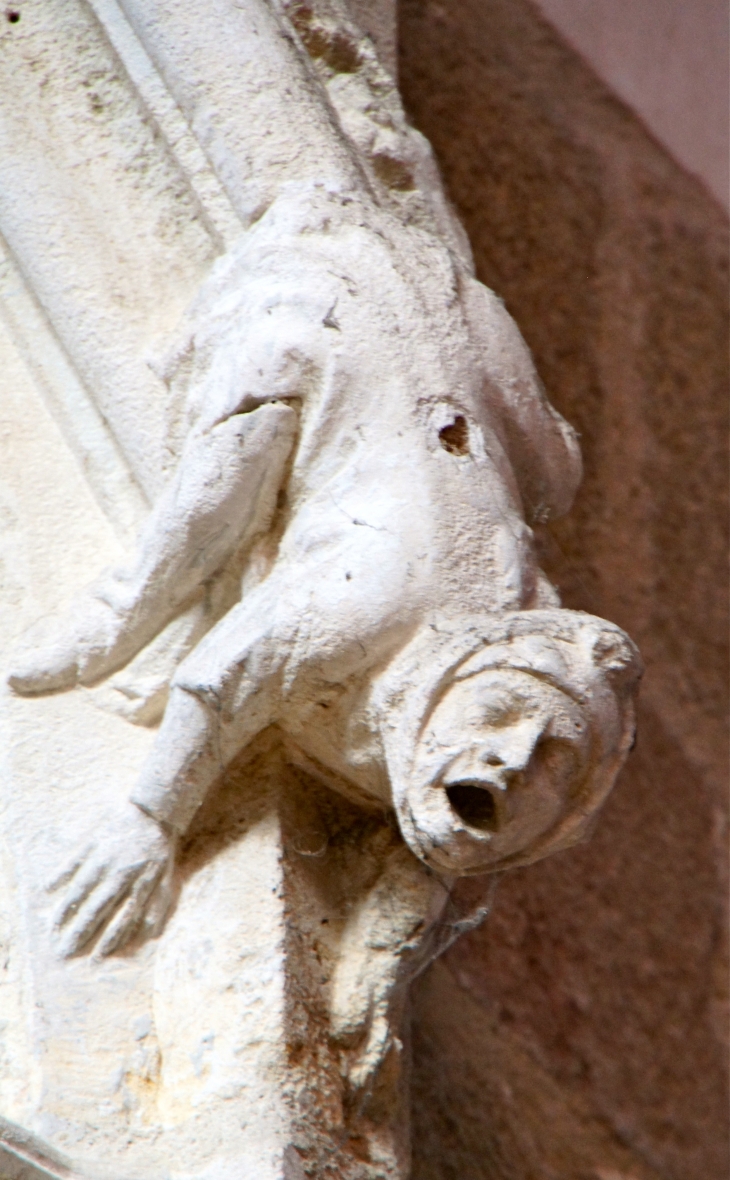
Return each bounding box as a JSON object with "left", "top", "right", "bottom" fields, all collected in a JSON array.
[
  {"left": 0, "top": 0, "right": 652, "bottom": 1175},
  {"left": 399, "top": 1, "right": 728, "bottom": 1176}
]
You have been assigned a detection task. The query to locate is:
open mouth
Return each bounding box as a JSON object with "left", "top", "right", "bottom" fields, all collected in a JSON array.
[{"left": 445, "top": 781, "right": 499, "bottom": 832}]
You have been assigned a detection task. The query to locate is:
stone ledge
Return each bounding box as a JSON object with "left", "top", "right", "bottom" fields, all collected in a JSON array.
[{"left": 0, "top": 1117, "right": 88, "bottom": 1180}]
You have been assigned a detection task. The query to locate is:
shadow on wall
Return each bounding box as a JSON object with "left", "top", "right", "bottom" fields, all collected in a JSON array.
[{"left": 398, "top": 1, "right": 729, "bottom": 1178}]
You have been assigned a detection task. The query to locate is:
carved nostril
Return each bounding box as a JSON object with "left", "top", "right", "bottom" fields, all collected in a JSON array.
[
  {"left": 483, "top": 754, "right": 504, "bottom": 767},
  {"left": 446, "top": 782, "right": 499, "bottom": 832}
]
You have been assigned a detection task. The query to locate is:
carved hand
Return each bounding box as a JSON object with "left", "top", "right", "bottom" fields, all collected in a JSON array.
[{"left": 49, "top": 804, "right": 175, "bottom": 959}]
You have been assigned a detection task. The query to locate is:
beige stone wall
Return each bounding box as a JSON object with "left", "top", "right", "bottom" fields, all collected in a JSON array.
[{"left": 399, "top": 1, "right": 729, "bottom": 1177}]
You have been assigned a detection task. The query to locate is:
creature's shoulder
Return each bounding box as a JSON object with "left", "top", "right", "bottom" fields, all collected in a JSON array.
[{"left": 462, "top": 277, "right": 582, "bottom": 523}]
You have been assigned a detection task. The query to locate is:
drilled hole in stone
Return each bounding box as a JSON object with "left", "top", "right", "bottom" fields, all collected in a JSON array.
[
  {"left": 439, "top": 415, "right": 469, "bottom": 455},
  {"left": 446, "top": 782, "right": 498, "bottom": 831},
  {"left": 6, "top": 9, "right": 20, "bottom": 22}
]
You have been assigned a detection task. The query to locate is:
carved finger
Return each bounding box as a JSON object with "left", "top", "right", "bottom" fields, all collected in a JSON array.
[
  {"left": 93, "top": 866, "right": 162, "bottom": 959},
  {"left": 53, "top": 857, "right": 108, "bottom": 930},
  {"left": 7, "top": 613, "right": 83, "bottom": 695},
  {"left": 141, "top": 854, "right": 176, "bottom": 939},
  {"left": 46, "top": 843, "right": 95, "bottom": 894},
  {"left": 56, "top": 865, "right": 139, "bottom": 958},
  {"left": 347, "top": 1010, "right": 392, "bottom": 1096}
]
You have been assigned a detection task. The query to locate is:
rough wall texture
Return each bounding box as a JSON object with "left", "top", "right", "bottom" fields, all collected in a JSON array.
[{"left": 398, "top": 2, "right": 729, "bottom": 1178}]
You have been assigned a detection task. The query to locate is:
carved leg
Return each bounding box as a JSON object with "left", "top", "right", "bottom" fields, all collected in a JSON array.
[
  {"left": 151, "top": 746, "right": 455, "bottom": 1180},
  {"left": 330, "top": 842, "right": 450, "bottom": 1094},
  {"left": 131, "top": 578, "right": 294, "bottom": 833}
]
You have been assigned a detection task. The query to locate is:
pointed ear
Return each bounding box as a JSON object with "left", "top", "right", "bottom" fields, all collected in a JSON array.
[
  {"left": 590, "top": 625, "right": 644, "bottom": 695},
  {"left": 464, "top": 278, "right": 582, "bottom": 522}
]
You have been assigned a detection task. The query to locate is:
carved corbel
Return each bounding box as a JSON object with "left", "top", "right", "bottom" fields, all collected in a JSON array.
[{"left": 0, "top": 1, "right": 641, "bottom": 1175}]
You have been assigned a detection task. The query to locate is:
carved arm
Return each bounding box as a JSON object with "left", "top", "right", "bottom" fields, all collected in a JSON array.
[{"left": 9, "top": 402, "right": 297, "bottom": 695}]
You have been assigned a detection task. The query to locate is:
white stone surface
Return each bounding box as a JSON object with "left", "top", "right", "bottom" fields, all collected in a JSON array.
[{"left": 0, "top": 1, "right": 641, "bottom": 1176}]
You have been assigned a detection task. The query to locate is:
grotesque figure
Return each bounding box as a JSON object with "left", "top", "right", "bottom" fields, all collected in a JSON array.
[
  {"left": 378, "top": 612, "right": 640, "bottom": 875},
  {"left": 9, "top": 181, "right": 640, "bottom": 962}
]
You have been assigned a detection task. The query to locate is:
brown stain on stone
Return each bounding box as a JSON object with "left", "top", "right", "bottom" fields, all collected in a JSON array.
[
  {"left": 288, "top": 3, "right": 363, "bottom": 73},
  {"left": 371, "top": 151, "right": 416, "bottom": 192},
  {"left": 399, "top": 1, "right": 729, "bottom": 1177}
]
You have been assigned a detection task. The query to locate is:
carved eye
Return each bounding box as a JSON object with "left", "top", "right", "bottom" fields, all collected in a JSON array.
[
  {"left": 532, "top": 738, "right": 578, "bottom": 782},
  {"left": 446, "top": 781, "right": 499, "bottom": 831}
]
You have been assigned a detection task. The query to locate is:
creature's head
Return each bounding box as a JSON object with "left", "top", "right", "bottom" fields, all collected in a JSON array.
[{"left": 375, "top": 610, "right": 642, "bottom": 876}]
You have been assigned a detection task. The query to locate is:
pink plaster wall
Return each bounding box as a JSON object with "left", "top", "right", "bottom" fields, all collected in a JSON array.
[{"left": 532, "top": 0, "right": 729, "bottom": 209}]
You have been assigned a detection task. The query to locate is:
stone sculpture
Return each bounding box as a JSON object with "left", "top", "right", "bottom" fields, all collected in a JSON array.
[{"left": 0, "top": 1, "right": 641, "bottom": 1176}]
